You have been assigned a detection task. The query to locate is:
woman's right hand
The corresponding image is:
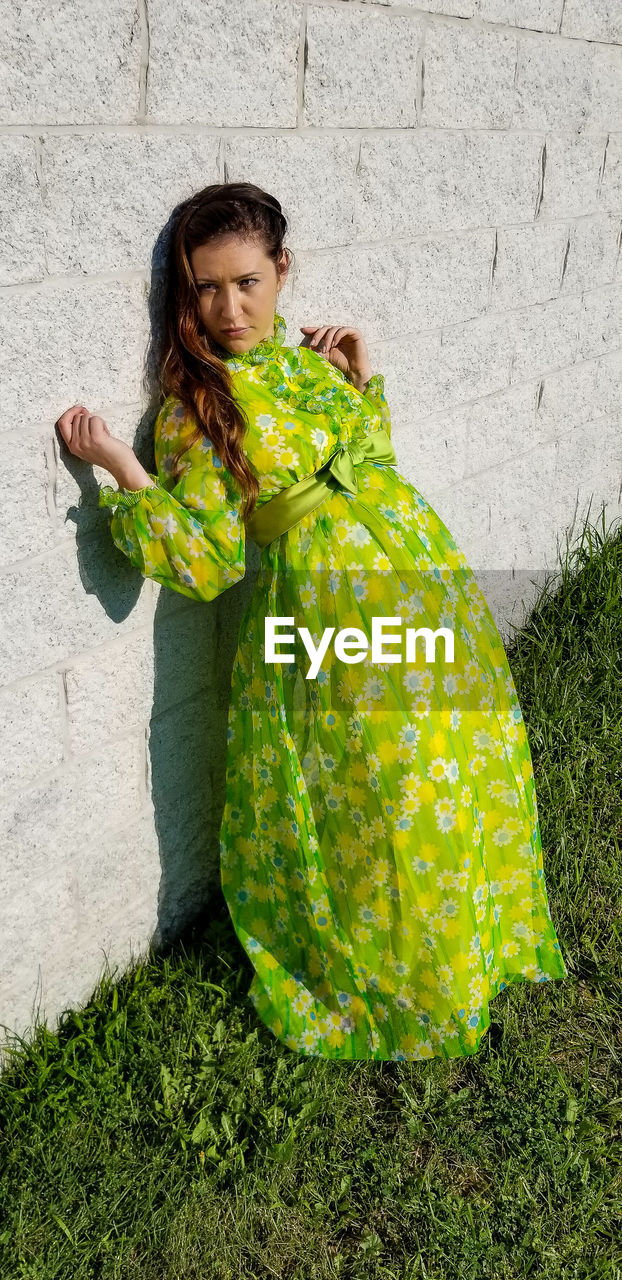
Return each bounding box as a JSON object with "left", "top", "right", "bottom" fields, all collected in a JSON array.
[{"left": 55, "top": 405, "right": 137, "bottom": 475}]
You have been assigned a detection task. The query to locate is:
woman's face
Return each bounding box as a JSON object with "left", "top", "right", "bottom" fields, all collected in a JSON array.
[{"left": 189, "top": 235, "right": 288, "bottom": 354}]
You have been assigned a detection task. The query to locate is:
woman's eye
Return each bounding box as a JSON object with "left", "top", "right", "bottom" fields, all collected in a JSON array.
[{"left": 199, "top": 279, "right": 258, "bottom": 291}]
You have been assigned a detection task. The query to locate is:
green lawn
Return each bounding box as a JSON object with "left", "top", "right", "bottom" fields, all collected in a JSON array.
[{"left": 1, "top": 505, "right": 620, "bottom": 1280}]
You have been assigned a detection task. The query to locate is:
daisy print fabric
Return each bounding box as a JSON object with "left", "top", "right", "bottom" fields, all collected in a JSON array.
[{"left": 99, "top": 313, "right": 568, "bottom": 1061}]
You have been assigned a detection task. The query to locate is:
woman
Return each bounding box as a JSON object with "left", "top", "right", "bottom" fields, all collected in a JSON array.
[{"left": 56, "top": 182, "right": 568, "bottom": 1061}]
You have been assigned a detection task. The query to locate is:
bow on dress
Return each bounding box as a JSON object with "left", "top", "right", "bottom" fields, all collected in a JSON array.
[
  {"left": 322, "top": 428, "right": 396, "bottom": 495},
  {"left": 245, "top": 427, "right": 397, "bottom": 549}
]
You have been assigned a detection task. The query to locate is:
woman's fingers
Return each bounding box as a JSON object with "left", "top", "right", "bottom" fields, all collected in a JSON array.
[
  {"left": 55, "top": 407, "right": 110, "bottom": 460},
  {"left": 56, "top": 404, "right": 89, "bottom": 429},
  {"left": 77, "top": 412, "right": 89, "bottom": 454},
  {"left": 300, "top": 325, "right": 328, "bottom": 349},
  {"left": 56, "top": 404, "right": 90, "bottom": 450},
  {"left": 300, "top": 324, "right": 349, "bottom": 354},
  {"left": 323, "top": 327, "right": 341, "bottom": 352}
]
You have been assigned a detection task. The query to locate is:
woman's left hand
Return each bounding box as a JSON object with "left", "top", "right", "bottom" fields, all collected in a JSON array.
[{"left": 299, "top": 323, "right": 373, "bottom": 389}]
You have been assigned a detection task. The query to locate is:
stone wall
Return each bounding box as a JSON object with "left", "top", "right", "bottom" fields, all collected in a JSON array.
[{"left": 1, "top": 0, "right": 620, "bottom": 1053}]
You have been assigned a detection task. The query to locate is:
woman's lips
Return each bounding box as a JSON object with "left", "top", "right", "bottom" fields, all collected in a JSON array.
[{"left": 223, "top": 327, "right": 248, "bottom": 335}]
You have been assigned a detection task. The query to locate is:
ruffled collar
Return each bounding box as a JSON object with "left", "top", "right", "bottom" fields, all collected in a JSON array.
[
  {"left": 215, "top": 311, "right": 287, "bottom": 367},
  {"left": 214, "top": 308, "right": 384, "bottom": 434}
]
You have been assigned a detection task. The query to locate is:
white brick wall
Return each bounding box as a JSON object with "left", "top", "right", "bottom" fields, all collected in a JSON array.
[{"left": 1, "top": 0, "right": 620, "bottom": 1057}]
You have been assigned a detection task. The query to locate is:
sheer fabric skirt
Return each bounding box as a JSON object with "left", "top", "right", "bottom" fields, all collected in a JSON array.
[{"left": 218, "top": 462, "right": 568, "bottom": 1060}]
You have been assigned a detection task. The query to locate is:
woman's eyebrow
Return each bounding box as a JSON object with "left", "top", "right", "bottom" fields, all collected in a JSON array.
[{"left": 195, "top": 271, "right": 263, "bottom": 282}]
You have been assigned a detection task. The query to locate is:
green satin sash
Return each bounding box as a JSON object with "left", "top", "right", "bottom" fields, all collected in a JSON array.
[{"left": 245, "top": 426, "right": 397, "bottom": 549}]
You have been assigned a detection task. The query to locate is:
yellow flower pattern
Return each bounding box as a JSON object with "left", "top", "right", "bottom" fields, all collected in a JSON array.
[{"left": 99, "top": 312, "right": 568, "bottom": 1061}]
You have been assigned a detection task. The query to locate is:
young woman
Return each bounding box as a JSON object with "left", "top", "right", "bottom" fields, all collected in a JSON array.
[{"left": 56, "top": 181, "right": 568, "bottom": 1061}]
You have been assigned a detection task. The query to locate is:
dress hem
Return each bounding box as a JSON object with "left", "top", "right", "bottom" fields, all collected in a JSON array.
[{"left": 247, "top": 958, "right": 569, "bottom": 1062}]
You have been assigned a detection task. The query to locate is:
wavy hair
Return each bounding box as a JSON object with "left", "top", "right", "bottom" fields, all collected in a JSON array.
[{"left": 158, "top": 182, "right": 293, "bottom": 522}]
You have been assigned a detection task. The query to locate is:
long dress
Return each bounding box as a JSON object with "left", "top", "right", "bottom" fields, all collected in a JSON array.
[{"left": 99, "top": 311, "right": 568, "bottom": 1062}]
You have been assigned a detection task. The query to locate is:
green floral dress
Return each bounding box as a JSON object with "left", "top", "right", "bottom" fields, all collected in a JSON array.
[{"left": 99, "top": 312, "right": 568, "bottom": 1061}]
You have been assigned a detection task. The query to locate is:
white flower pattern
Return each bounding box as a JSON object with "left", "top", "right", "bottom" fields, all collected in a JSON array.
[{"left": 98, "top": 312, "right": 568, "bottom": 1060}]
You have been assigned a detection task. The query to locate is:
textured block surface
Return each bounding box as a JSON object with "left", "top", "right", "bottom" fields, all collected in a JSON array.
[{"left": 1, "top": 0, "right": 620, "bottom": 1050}]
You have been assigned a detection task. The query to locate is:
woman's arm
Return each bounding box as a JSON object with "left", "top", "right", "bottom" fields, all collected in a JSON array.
[
  {"left": 97, "top": 397, "right": 247, "bottom": 602},
  {"left": 110, "top": 453, "right": 154, "bottom": 492}
]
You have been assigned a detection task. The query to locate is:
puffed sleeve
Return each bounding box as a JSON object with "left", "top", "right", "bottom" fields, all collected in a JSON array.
[
  {"left": 98, "top": 396, "right": 246, "bottom": 602},
  {"left": 361, "top": 373, "right": 391, "bottom": 438}
]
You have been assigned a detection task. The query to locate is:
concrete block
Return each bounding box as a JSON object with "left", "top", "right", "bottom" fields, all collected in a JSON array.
[
  {"left": 538, "top": 134, "right": 605, "bottom": 220},
  {"left": 535, "top": 356, "right": 602, "bottom": 436},
  {"left": 462, "top": 381, "right": 548, "bottom": 478},
  {"left": 560, "top": 214, "right": 621, "bottom": 295},
  {"left": 491, "top": 223, "right": 569, "bottom": 309},
  {"left": 588, "top": 46, "right": 622, "bottom": 134},
  {"left": 511, "top": 294, "right": 582, "bottom": 383},
  {"left": 0, "top": 735, "right": 143, "bottom": 882},
  {"left": 421, "top": 22, "right": 517, "bottom": 128},
  {"left": 146, "top": 0, "right": 302, "bottom": 126},
  {"left": 225, "top": 133, "right": 359, "bottom": 250},
  {"left": 74, "top": 811, "right": 161, "bottom": 956},
  {"left": 514, "top": 39, "right": 593, "bottom": 131},
  {"left": 0, "top": 538, "right": 153, "bottom": 686},
  {"left": 576, "top": 282, "right": 622, "bottom": 360},
  {"left": 0, "top": 673, "right": 64, "bottom": 795},
  {"left": 291, "top": 243, "right": 409, "bottom": 342},
  {"left": 561, "top": 0, "right": 622, "bottom": 42},
  {"left": 478, "top": 0, "right": 562, "bottom": 32},
  {"left": 403, "top": 229, "right": 494, "bottom": 330},
  {"left": 0, "top": 423, "right": 55, "bottom": 568},
  {"left": 0, "top": 278, "right": 150, "bottom": 431},
  {"left": 41, "top": 134, "right": 220, "bottom": 275},
  {"left": 64, "top": 606, "right": 219, "bottom": 754},
  {"left": 599, "top": 136, "right": 622, "bottom": 213},
  {"left": 356, "top": 131, "right": 543, "bottom": 238},
  {"left": 359, "top": 0, "right": 475, "bottom": 12},
  {"left": 470, "top": 567, "right": 551, "bottom": 646},
  {"left": 0, "top": 0, "right": 141, "bottom": 125},
  {"left": 0, "top": 862, "right": 78, "bottom": 1049},
  {"left": 304, "top": 4, "right": 422, "bottom": 127},
  {"left": 0, "top": 136, "right": 46, "bottom": 285}
]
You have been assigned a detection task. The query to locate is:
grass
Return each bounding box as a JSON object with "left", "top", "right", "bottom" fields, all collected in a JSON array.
[{"left": 1, "top": 503, "right": 620, "bottom": 1280}]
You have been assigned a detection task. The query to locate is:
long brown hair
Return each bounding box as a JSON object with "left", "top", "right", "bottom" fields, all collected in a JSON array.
[{"left": 158, "top": 182, "right": 293, "bottom": 522}]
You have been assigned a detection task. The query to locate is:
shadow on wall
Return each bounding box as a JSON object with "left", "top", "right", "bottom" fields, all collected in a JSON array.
[
  {"left": 58, "top": 211, "right": 263, "bottom": 955},
  {"left": 147, "top": 557, "right": 259, "bottom": 950}
]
